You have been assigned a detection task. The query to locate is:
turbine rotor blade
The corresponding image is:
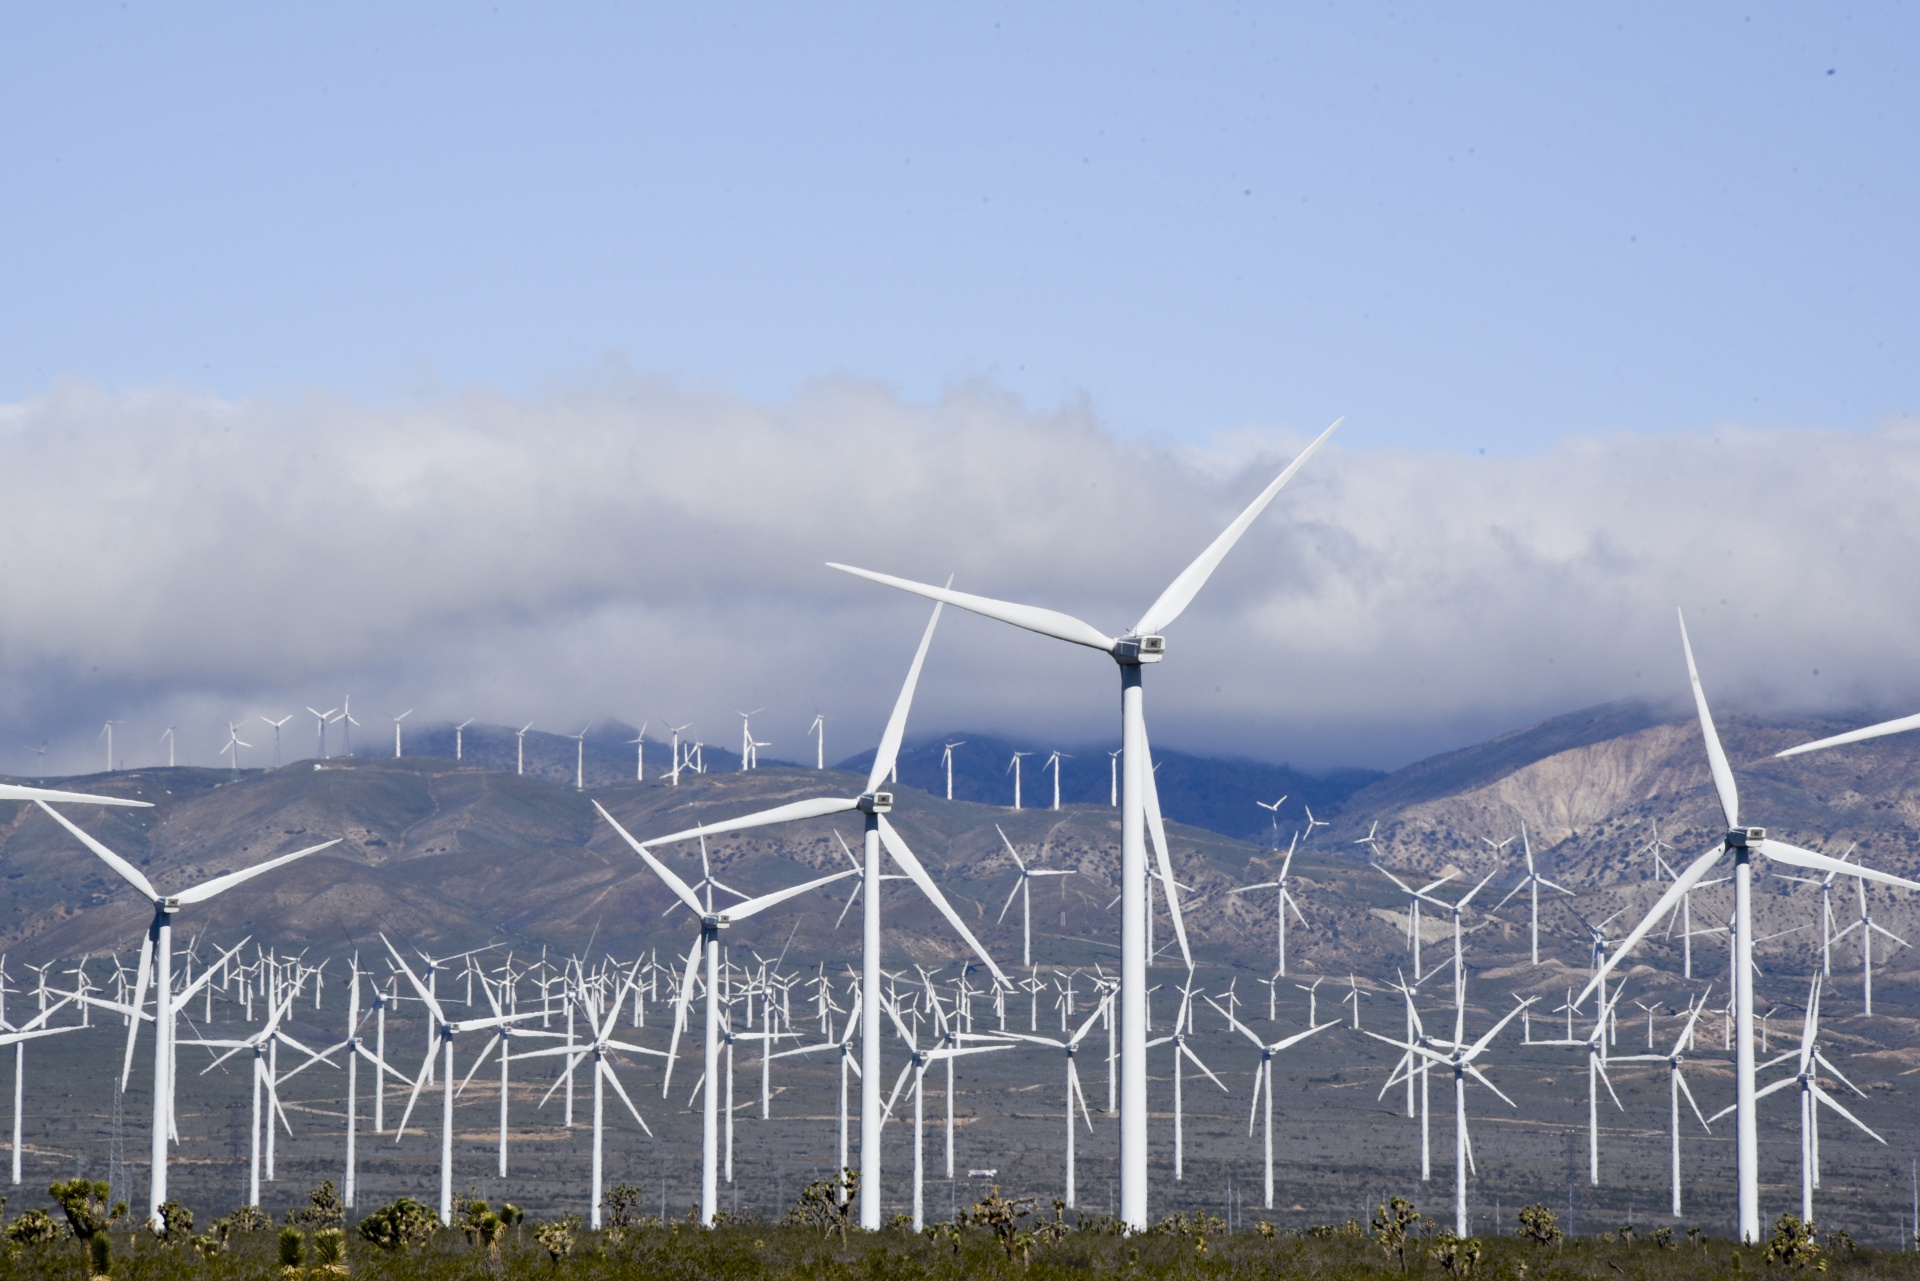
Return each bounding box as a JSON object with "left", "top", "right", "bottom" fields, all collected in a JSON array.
[
  {"left": 828, "top": 564, "right": 1117, "bottom": 653},
  {"left": 868, "top": 592, "right": 945, "bottom": 794},
  {"left": 1677, "top": 610, "right": 1740, "bottom": 829}
]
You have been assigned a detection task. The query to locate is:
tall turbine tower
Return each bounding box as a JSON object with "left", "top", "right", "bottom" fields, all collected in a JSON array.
[{"left": 828, "top": 417, "right": 1338, "bottom": 1228}]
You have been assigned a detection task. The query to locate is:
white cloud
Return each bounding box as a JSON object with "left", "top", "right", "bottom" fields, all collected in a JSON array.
[{"left": 3, "top": 375, "right": 1917, "bottom": 776}]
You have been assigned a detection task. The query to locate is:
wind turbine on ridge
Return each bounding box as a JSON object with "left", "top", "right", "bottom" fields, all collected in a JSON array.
[
  {"left": 454, "top": 718, "right": 475, "bottom": 761},
  {"left": 1043, "top": 751, "right": 1069, "bottom": 810},
  {"left": 941, "top": 741, "right": 964, "bottom": 799},
  {"left": 515, "top": 722, "right": 534, "bottom": 776},
  {"left": 1229, "top": 832, "right": 1307, "bottom": 976},
  {"left": 599, "top": 590, "right": 1010, "bottom": 1230},
  {"left": 388, "top": 710, "right": 412, "bottom": 758},
  {"left": 33, "top": 802, "right": 334, "bottom": 1224},
  {"left": 996, "top": 825, "right": 1075, "bottom": 968},
  {"left": 825, "top": 418, "right": 1338, "bottom": 1228},
  {"left": 1579, "top": 610, "right": 1920, "bottom": 1244},
  {"left": 1006, "top": 751, "right": 1031, "bottom": 810},
  {"left": 258, "top": 715, "right": 294, "bottom": 769}
]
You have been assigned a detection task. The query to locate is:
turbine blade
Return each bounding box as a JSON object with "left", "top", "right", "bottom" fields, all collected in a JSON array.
[
  {"left": 877, "top": 817, "right": 1011, "bottom": 988},
  {"left": 868, "top": 592, "right": 944, "bottom": 794},
  {"left": 1139, "top": 730, "right": 1192, "bottom": 969},
  {"left": 827, "top": 564, "right": 1116, "bottom": 652},
  {"left": 173, "top": 840, "right": 341, "bottom": 904},
  {"left": 1576, "top": 842, "right": 1726, "bottom": 1008},
  {"left": 1810, "top": 1082, "right": 1885, "bottom": 1144},
  {"left": 727, "top": 868, "right": 858, "bottom": 923},
  {"left": 1676, "top": 1069, "right": 1711, "bottom": 1131},
  {"left": 1677, "top": 610, "right": 1740, "bottom": 829},
  {"left": 594, "top": 802, "right": 707, "bottom": 914},
  {"left": 1760, "top": 839, "right": 1920, "bottom": 893},
  {"left": 120, "top": 932, "right": 154, "bottom": 1091},
  {"left": 1133, "top": 418, "right": 1340, "bottom": 635},
  {"left": 1777, "top": 710, "right": 1920, "bottom": 758},
  {"left": 34, "top": 802, "right": 159, "bottom": 901}
]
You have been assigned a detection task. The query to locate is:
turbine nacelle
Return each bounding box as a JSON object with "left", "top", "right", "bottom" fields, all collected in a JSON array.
[
  {"left": 702, "top": 913, "right": 732, "bottom": 932},
  {"left": 858, "top": 791, "right": 894, "bottom": 814},
  {"left": 1112, "top": 635, "right": 1166, "bottom": 665},
  {"left": 1725, "top": 827, "right": 1766, "bottom": 849}
]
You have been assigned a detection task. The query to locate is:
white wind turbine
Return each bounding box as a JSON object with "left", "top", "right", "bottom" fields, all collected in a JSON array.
[
  {"left": 385, "top": 939, "right": 542, "bottom": 1225},
  {"left": 300, "top": 956, "right": 410, "bottom": 1207},
  {"left": 600, "top": 593, "right": 1011, "bottom": 1230},
  {"left": 1209, "top": 996, "right": 1334, "bottom": 1209},
  {"left": 1373, "top": 862, "right": 1460, "bottom": 983},
  {"left": 941, "top": 741, "right": 964, "bottom": 799},
  {"left": 666, "top": 723, "right": 690, "bottom": 785},
  {"left": 34, "top": 803, "right": 334, "bottom": 1223},
  {"left": 598, "top": 823, "right": 854, "bottom": 1227},
  {"left": 1578, "top": 611, "right": 1920, "bottom": 1243},
  {"left": 1608, "top": 987, "right": 1714, "bottom": 1217},
  {"left": 1229, "top": 833, "right": 1308, "bottom": 976},
  {"left": 258, "top": 715, "right": 294, "bottom": 769},
  {"left": 826, "top": 422, "right": 1339, "bottom": 1227},
  {"left": 628, "top": 722, "right": 648, "bottom": 780},
  {"left": 1711, "top": 974, "right": 1883, "bottom": 1226},
  {"left": 570, "top": 722, "right": 592, "bottom": 790},
  {"left": 738, "top": 710, "right": 765, "bottom": 770},
  {"left": 987, "top": 992, "right": 1111, "bottom": 1208},
  {"left": 1491, "top": 825, "right": 1573, "bottom": 966},
  {"left": 1147, "top": 977, "right": 1227, "bottom": 1182},
  {"left": 809, "top": 714, "right": 827, "bottom": 770},
  {"left": 770, "top": 988, "right": 863, "bottom": 1196},
  {"left": 879, "top": 995, "right": 1009, "bottom": 1230},
  {"left": 996, "top": 825, "right": 1076, "bottom": 968},
  {"left": 1006, "top": 751, "right": 1031, "bottom": 809},
  {"left": 388, "top": 710, "right": 413, "bottom": 758},
  {"left": 339, "top": 695, "right": 361, "bottom": 754},
  {"left": 1368, "top": 976, "right": 1532, "bottom": 1238},
  {"left": 519, "top": 972, "right": 664, "bottom": 1228},
  {"left": 1531, "top": 980, "right": 1636, "bottom": 1188},
  {"left": 1834, "top": 877, "right": 1908, "bottom": 1016},
  {"left": 4, "top": 994, "right": 84, "bottom": 1186},
  {"left": 161, "top": 727, "right": 176, "bottom": 768},
  {"left": 515, "top": 722, "right": 534, "bottom": 776},
  {"left": 99, "top": 720, "right": 120, "bottom": 772},
  {"left": 307, "top": 707, "right": 337, "bottom": 759},
  {"left": 190, "top": 985, "right": 334, "bottom": 1208},
  {"left": 454, "top": 718, "right": 475, "bottom": 761},
  {"left": 1044, "top": 751, "right": 1069, "bottom": 810},
  {"left": 219, "top": 721, "right": 251, "bottom": 774},
  {"left": 1109, "top": 749, "right": 1122, "bottom": 806}
]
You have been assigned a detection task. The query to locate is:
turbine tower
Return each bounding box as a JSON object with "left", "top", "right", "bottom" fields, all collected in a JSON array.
[
  {"left": 828, "top": 416, "right": 1338, "bottom": 1228},
  {"left": 941, "top": 741, "right": 964, "bottom": 799},
  {"left": 388, "top": 710, "right": 412, "bottom": 758}
]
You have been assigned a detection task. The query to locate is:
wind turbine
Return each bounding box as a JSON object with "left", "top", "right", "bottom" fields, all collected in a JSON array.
[
  {"left": 161, "top": 727, "right": 175, "bottom": 768},
  {"left": 1609, "top": 987, "right": 1714, "bottom": 1217},
  {"left": 1147, "top": 978, "right": 1227, "bottom": 1182},
  {"left": 987, "top": 992, "right": 1111, "bottom": 1208},
  {"left": 99, "top": 721, "right": 120, "bottom": 772},
  {"left": 1833, "top": 877, "right": 1909, "bottom": 1016},
  {"left": 1209, "top": 996, "right": 1334, "bottom": 1209},
  {"left": 385, "top": 940, "right": 541, "bottom": 1225},
  {"left": 1372, "top": 862, "right": 1460, "bottom": 982},
  {"left": 519, "top": 971, "right": 664, "bottom": 1228},
  {"left": 879, "top": 995, "right": 1008, "bottom": 1230},
  {"left": 1532, "top": 980, "right": 1636, "bottom": 1187},
  {"left": 189, "top": 985, "right": 333, "bottom": 1209},
  {"left": 941, "top": 741, "right": 964, "bottom": 799},
  {"left": 596, "top": 823, "right": 851, "bottom": 1226},
  {"left": 737, "top": 710, "right": 765, "bottom": 770},
  {"left": 825, "top": 422, "right": 1340, "bottom": 1228},
  {"left": 809, "top": 714, "right": 827, "bottom": 770},
  {"left": 33, "top": 803, "right": 335, "bottom": 1224},
  {"left": 1044, "top": 751, "right": 1069, "bottom": 810},
  {"left": 1492, "top": 825, "right": 1573, "bottom": 966},
  {"left": 1229, "top": 833, "right": 1308, "bottom": 976},
  {"left": 388, "top": 710, "right": 412, "bottom": 758},
  {"left": 339, "top": 695, "right": 360, "bottom": 755},
  {"left": 1109, "top": 749, "right": 1122, "bottom": 806},
  {"left": 628, "top": 722, "right": 648, "bottom": 780},
  {"left": 1368, "top": 975, "right": 1532, "bottom": 1237},
  {"left": 599, "top": 592, "right": 1010, "bottom": 1230},
  {"left": 219, "top": 721, "right": 251, "bottom": 775},
  {"left": 1254, "top": 795, "right": 1288, "bottom": 847},
  {"left": 454, "top": 718, "right": 475, "bottom": 761},
  {"left": 4, "top": 994, "right": 84, "bottom": 1186},
  {"left": 307, "top": 707, "right": 337, "bottom": 759},
  {"left": 299, "top": 956, "right": 411, "bottom": 1207},
  {"left": 570, "top": 722, "right": 592, "bottom": 790},
  {"left": 515, "top": 722, "right": 534, "bottom": 776},
  {"left": 1006, "top": 751, "right": 1031, "bottom": 809},
  {"left": 1579, "top": 611, "right": 1920, "bottom": 1243},
  {"left": 666, "top": 723, "right": 690, "bottom": 785},
  {"left": 771, "top": 988, "right": 864, "bottom": 1198},
  {"left": 996, "top": 825, "right": 1076, "bottom": 968},
  {"left": 258, "top": 715, "right": 293, "bottom": 769}
]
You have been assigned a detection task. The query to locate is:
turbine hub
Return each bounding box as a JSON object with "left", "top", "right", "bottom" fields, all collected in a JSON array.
[
  {"left": 1112, "top": 634, "right": 1166, "bottom": 666},
  {"left": 1724, "top": 827, "right": 1765, "bottom": 849},
  {"left": 858, "top": 791, "right": 894, "bottom": 814}
]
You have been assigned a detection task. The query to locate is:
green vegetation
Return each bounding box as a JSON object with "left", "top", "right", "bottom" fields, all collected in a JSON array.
[{"left": 0, "top": 1181, "right": 1917, "bottom": 1281}]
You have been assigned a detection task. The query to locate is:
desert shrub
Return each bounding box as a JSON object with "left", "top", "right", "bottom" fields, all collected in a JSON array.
[
  {"left": 1430, "top": 1230, "right": 1482, "bottom": 1277},
  {"left": 356, "top": 1197, "right": 438, "bottom": 1252},
  {"left": 1516, "top": 1204, "right": 1561, "bottom": 1247},
  {"left": 48, "top": 1180, "right": 123, "bottom": 1242},
  {"left": 313, "top": 1227, "right": 348, "bottom": 1273},
  {"left": 288, "top": 1181, "right": 346, "bottom": 1230},
  {"left": 533, "top": 1214, "right": 579, "bottom": 1264},
  {"left": 969, "top": 1187, "right": 1037, "bottom": 1261},
  {"left": 1765, "top": 1214, "right": 1824, "bottom": 1270},
  {"left": 219, "top": 1205, "right": 274, "bottom": 1235},
  {"left": 278, "top": 1225, "right": 305, "bottom": 1269},
  {"left": 1652, "top": 1225, "right": 1675, "bottom": 1249},
  {"left": 784, "top": 1169, "right": 859, "bottom": 1244},
  {"left": 1373, "top": 1197, "right": 1422, "bottom": 1271},
  {"left": 602, "top": 1184, "right": 645, "bottom": 1235},
  {"left": 5, "top": 1210, "right": 61, "bottom": 1246},
  {"left": 87, "top": 1230, "right": 110, "bottom": 1278},
  {"left": 155, "top": 1200, "right": 193, "bottom": 1244}
]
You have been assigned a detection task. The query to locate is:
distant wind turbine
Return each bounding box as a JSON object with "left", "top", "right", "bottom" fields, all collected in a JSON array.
[
  {"left": 996, "top": 825, "right": 1075, "bottom": 968},
  {"left": 388, "top": 710, "right": 413, "bottom": 758},
  {"left": 515, "top": 723, "right": 534, "bottom": 776},
  {"left": 258, "top": 715, "right": 294, "bottom": 769},
  {"left": 942, "top": 741, "right": 964, "bottom": 799},
  {"left": 1044, "top": 751, "right": 1069, "bottom": 810},
  {"left": 1006, "top": 751, "right": 1030, "bottom": 810},
  {"left": 454, "top": 718, "right": 475, "bottom": 761},
  {"left": 809, "top": 715, "right": 827, "bottom": 770}
]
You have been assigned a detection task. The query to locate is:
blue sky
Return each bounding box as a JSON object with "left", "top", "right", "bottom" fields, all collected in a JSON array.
[{"left": 5, "top": 4, "right": 1914, "bottom": 451}]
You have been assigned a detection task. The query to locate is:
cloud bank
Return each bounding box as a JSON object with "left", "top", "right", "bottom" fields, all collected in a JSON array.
[{"left": 3, "top": 375, "right": 1917, "bottom": 777}]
